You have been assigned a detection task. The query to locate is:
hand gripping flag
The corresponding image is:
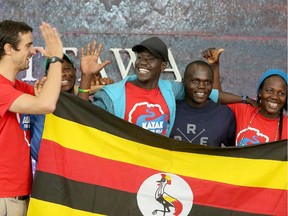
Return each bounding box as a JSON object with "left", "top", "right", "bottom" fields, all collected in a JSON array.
[{"left": 28, "top": 92, "right": 287, "bottom": 216}]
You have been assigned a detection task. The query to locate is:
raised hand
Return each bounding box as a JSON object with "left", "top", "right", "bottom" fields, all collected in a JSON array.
[
  {"left": 202, "top": 48, "right": 224, "bottom": 64},
  {"left": 80, "top": 40, "right": 111, "bottom": 76},
  {"left": 34, "top": 22, "right": 63, "bottom": 59}
]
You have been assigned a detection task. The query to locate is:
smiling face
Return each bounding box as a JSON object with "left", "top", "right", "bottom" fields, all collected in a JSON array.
[
  {"left": 258, "top": 75, "right": 287, "bottom": 118},
  {"left": 11, "top": 32, "right": 35, "bottom": 72},
  {"left": 183, "top": 62, "right": 214, "bottom": 108},
  {"left": 60, "top": 59, "right": 76, "bottom": 93},
  {"left": 134, "top": 49, "right": 166, "bottom": 89}
]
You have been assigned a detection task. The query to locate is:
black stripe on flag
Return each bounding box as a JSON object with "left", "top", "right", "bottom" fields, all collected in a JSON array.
[
  {"left": 53, "top": 92, "right": 287, "bottom": 161},
  {"left": 32, "top": 171, "right": 267, "bottom": 216}
]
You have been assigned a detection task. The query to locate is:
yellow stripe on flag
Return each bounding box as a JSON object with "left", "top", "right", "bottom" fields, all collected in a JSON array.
[
  {"left": 27, "top": 198, "right": 104, "bottom": 216},
  {"left": 42, "top": 114, "right": 287, "bottom": 190}
]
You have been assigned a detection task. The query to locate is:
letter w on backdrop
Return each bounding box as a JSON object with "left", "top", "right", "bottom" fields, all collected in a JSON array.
[{"left": 28, "top": 92, "right": 287, "bottom": 216}]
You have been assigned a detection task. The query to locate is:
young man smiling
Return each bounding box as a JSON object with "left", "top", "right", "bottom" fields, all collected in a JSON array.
[
  {"left": 78, "top": 37, "right": 219, "bottom": 137},
  {"left": 0, "top": 20, "right": 63, "bottom": 215},
  {"left": 170, "top": 61, "right": 236, "bottom": 146}
]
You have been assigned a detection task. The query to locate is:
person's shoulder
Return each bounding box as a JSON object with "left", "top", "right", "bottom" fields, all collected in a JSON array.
[
  {"left": 212, "top": 100, "right": 234, "bottom": 113},
  {"left": 16, "top": 79, "right": 33, "bottom": 89}
]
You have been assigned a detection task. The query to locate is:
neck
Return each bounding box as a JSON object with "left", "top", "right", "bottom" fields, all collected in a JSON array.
[
  {"left": 185, "top": 98, "right": 209, "bottom": 108},
  {"left": 0, "top": 59, "right": 18, "bottom": 82},
  {"left": 130, "top": 80, "right": 158, "bottom": 90},
  {"left": 258, "top": 108, "right": 280, "bottom": 119}
]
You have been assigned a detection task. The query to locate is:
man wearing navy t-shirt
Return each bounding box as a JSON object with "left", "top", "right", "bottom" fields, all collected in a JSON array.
[{"left": 170, "top": 60, "right": 236, "bottom": 147}]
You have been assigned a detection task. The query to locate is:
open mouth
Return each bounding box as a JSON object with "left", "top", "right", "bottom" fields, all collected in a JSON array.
[
  {"left": 196, "top": 92, "right": 205, "bottom": 97},
  {"left": 267, "top": 101, "right": 278, "bottom": 109},
  {"left": 61, "top": 80, "right": 70, "bottom": 85},
  {"left": 138, "top": 68, "right": 150, "bottom": 74}
]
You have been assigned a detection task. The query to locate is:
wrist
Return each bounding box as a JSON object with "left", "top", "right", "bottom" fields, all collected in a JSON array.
[
  {"left": 49, "top": 56, "right": 64, "bottom": 64},
  {"left": 78, "top": 87, "right": 90, "bottom": 93},
  {"left": 209, "top": 62, "right": 219, "bottom": 67},
  {"left": 242, "top": 95, "right": 249, "bottom": 104}
]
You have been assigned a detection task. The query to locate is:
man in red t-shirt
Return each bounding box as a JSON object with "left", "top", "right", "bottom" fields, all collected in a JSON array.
[{"left": 0, "top": 20, "right": 63, "bottom": 216}]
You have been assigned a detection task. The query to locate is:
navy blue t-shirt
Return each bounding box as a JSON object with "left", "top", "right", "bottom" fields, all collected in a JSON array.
[{"left": 170, "top": 100, "right": 236, "bottom": 147}]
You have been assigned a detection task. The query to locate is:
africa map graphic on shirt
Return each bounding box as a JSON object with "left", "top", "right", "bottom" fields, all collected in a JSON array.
[
  {"left": 236, "top": 127, "right": 269, "bottom": 146},
  {"left": 128, "top": 102, "right": 168, "bottom": 135}
]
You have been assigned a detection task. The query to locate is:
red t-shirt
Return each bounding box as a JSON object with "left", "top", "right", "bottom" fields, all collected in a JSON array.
[
  {"left": 228, "top": 103, "right": 287, "bottom": 146},
  {"left": 0, "top": 74, "right": 34, "bottom": 197},
  {"left": 124, "top": 82, "right": 170, "bottom": 136}
]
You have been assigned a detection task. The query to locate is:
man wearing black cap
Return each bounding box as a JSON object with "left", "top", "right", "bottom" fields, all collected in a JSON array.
[{"left": 78, "top": 37, "right": 218, "bottom": 137}]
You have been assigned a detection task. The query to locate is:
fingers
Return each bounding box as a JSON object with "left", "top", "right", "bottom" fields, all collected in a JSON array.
[
  {"left": 103, "top": 78, "right": 114, "bottom": 85},
  {"left": 93, "top": 43, "right": 103, "bottom": 57},
  {"left": 92, "top": 40, "right": 97, "bottom": 55},
  {"left": 39, "top": 22, "right": 63, "bottom": 58},
  {"left": 81, "top": 40, "right": 103, "bottom": 56},
  {"left": 34, "top": 80, "right": 39, "bottom": 88},
  {"left": 34, "top": 76, "right": 47, "bottom": 96},
  {"left": 202, "top": 47, "right": 224, "bottom": 64},
  {"left": 91, "top": 76, "right": 114, "bottom": 86},
  {"left": 86, "top": 42, "right": 91, "bottom": 56},
  {"left": 101, "top": 60, "right": 111, "bottom": 68},
  {"left": 217, "top": 48, "right": 225, "bottom": 55},
  {"left": 34, "top": 47, "right": 45, "bottom": 55},
  {"left": 99, "top": 77, "right": 114, "bottom": 85},
  {"left": 202, "top": 48, "right": 216, "bottom": 59},
  {"left": 39, "top": 76, "right": 47, "bottom": 85}
]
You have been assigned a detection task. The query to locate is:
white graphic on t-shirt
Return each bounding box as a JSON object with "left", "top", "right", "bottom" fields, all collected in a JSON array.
[
  {"left": 128, "top": 102, "right": 167, "bottom": 134},
  {"left": 174, "top": 123, "right": 208, "bottom": 145},
  {"left": 16, "top": 113, "right": 31, "bottom": 147},
  {"left": 236, "top": 127, "right": 269, "bottom": 146}
]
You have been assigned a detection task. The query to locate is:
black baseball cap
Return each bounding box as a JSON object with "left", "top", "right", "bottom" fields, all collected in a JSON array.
[{"left": 132, "top": 37, "right": 169, "bottom": 62}]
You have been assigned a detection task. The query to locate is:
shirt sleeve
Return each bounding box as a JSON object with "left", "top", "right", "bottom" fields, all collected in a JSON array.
[
  {"left": 0, "top": 85, "right": 24, "bottom": 117},
  {"left": 209, "top": 89, "right": 219, "bottom": 103},
  {"left": 15, "top": 80, "right": 34, "bottom": 95},
  {"left": 93, "top": 90, "right": 114, "bottom": 114},
  {"left": 171, "top": 81, "right": 184, "bottom": 100}
]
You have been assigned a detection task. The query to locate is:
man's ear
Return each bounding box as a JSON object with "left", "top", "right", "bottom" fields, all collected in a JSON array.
[
  {"left": 4, "top": 43, "right": 12, "bottom": 55},
  {"left": 161, "top": 61, "right": 168, "bottom": 72}
]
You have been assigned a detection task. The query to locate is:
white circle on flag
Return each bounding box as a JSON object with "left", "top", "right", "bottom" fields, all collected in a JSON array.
[{"left": 137, "top": 173, "right": 193, "bottom": 216}]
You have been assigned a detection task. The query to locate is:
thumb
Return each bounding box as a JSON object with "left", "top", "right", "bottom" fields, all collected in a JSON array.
[{"left": 217, "top": 48, "right": 225, "bottom": 55}]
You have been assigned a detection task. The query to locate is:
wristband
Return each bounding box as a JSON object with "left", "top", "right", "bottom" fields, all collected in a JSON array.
[
  {"left": 49, "top": 56, "right": 64, "bottom": 64},
  {"left": 78, "top": 87, "right": 90, "bottom": 93},
  {"left": 242, "top": 95, "right": 249, "bottom": 104}
]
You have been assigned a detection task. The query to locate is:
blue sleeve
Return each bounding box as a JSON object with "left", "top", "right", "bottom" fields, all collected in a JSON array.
[
  {"left": 93, "top": 90, "right": 115, "bottom": 115},
  {"left": 171, "top": 81, "right": 184, "bottom": 100},
  {"left": 30, "top": 114, "right": 45, "bottom": 162},
  {"left": 209, "top": 89, "right": 219, "bottom": 103}
]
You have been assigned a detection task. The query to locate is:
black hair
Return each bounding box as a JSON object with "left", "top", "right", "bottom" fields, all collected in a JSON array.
[
  {"left": 0, "top": 20, "right": 33, "bottom": 60},
  {"left": 184, "top": 60, "right": 214, "bottom": 80}
]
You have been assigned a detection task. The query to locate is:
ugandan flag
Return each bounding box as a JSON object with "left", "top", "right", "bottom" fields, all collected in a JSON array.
[{"left": 28, "top": 92, "right": 287, "bottom": 216}]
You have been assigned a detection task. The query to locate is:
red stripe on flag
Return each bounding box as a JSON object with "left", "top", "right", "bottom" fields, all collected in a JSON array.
[{"left": 37, "top": 139, "right": 287, "bottom": 215}]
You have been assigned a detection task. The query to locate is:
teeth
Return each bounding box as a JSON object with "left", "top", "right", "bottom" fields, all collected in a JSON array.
[
  {"left": 196, "top": 92, "right": 205, "bottom": 96},
  {"left": 139, "top": 68, "right": 149, "bottom": 73},
  {"left": 268, "top": 102, "right": 277, "bottom": 109},
  {"left": 61, "top": 80, "right": 69, "bottom": 85}
]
